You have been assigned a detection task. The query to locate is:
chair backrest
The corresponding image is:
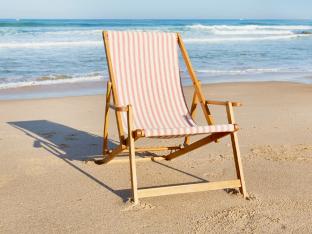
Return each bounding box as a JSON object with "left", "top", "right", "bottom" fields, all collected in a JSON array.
[{"left": 105, "top": 31, "right": 196, "bottom": 132}]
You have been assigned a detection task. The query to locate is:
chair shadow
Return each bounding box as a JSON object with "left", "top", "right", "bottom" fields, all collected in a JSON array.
[
  {"left": 8, "top": 120, "right": 236, "bottom": 202},
  {"left": 9, "top": 120, "right": 119, "bottom": 161},
  {"left": 8, "top": 120, "right": 132, "bottom": 201}
]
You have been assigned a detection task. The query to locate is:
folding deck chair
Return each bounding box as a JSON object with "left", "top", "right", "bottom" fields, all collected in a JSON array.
[{"left": 98, "top": 31, "right": 247, "bottom": 204}]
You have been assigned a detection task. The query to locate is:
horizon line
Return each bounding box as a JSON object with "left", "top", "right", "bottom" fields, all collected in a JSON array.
[{"left": 0, "top": 18, "right": 311, "bottom": 21}]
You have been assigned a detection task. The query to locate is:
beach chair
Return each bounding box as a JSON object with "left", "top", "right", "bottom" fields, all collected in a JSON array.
[{"left": 98, "top": 31, "right": 247, "bottom": 204}]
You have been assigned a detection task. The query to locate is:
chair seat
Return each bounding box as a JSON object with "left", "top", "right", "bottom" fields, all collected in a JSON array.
[{"left": 143, "top": 124, "right": 235, "bottom": 138}]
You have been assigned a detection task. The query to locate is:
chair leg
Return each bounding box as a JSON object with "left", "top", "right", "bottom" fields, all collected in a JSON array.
[
  {"left": 230, "top": 132, "right": 248, "bottom": 198},
  {"left": 127, "top": 105, "right": 139, "bottom": 204},
  {"left": 129, "top": 136, "right": 138, "bottom": 204}
]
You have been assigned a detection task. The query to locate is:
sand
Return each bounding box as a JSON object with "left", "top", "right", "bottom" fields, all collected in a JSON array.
[{"left": 0, "top": 82, "right": 311, "bottom": 233}]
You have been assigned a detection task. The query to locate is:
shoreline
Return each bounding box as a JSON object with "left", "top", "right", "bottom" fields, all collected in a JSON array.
[{"left": 1, "top": 77, "right": 312, "bottom": 101}]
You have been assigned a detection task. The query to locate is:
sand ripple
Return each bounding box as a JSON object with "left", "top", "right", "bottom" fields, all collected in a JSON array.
[{"left": 249, "top": 144, "right": 312, "bottom": 162}]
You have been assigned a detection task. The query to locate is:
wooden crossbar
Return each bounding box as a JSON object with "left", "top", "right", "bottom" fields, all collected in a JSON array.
[
  {"left": 96, "top": 145, "right": 181, "bottom": 165},
  {"left": 122, "top": 146, "right": 182, "bottom": 153},
  {"left": 165, "top": 132, "right": 230, "bottom": 160},
  {"left": 104, "top": 145, "right": 182, "bottom": 155},
  {"left": 100, "top": 144, "right": 127, "bottom": 164},
  {"left": 138, "top": 179, "right": 241, "bottom": 198},
  {"left": 106, "top": 156, "right": 165, "bottom": 164}
]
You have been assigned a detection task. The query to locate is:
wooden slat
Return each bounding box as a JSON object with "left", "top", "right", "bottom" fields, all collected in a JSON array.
[
  {"left": 103, "top": 81, "right": 112, "bottom": 155},
  {"left": 165, "top": 132, "right": 230, "bottom": 160},
  {"left": 206, "top": 100, "right": 242, "bottom": 107},
  {"left": 184, "top": 88, "right": 199, "bottom": 145},
  {"left": 101, "top": 145, "right": 182, "bottom": 157},
  {"left": 124, "top": 146, "right": 181, "bottom": 152},
  {"left": 102, "top": 31, "right": 125, "bottom": 143},
  {"left": 106, "top": 156, "right": 165, "bottom": 164},
  {"left": 177, "top": 33, "right": 215, "bottom": 126},
  {"left": 109, "top": 104, "right": 129, "bottom": 112},
  {"left": 138, "top": 180, "right": 241, "bottom": 198}
]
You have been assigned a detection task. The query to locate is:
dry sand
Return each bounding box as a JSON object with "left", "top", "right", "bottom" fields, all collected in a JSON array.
[{"left": 0, "top": 82, "right": 312, "bottom": 233}]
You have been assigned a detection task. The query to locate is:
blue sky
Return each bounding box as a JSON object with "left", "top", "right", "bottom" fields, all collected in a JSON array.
[{"left": 1, "top": 0, "right": 311, "bottom": 19}]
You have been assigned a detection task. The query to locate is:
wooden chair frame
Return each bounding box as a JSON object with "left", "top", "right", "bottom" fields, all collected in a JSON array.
[{"left": 97, "top": 31, "right": 248, "bottom": 204}]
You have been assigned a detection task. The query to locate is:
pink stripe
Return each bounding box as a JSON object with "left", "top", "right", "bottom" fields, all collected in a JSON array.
[
  {"left": 160, "top": 33, "right": 182, "bottom": 128},
  {"left": 110, "top": 32, "right": 126, "bottom": 129},
  {"left": 165, "top": 34, "right": 187, "bottom": 127},
  {"left": 171, "top": 34, "right": 190, "bottom": 127},
  {"left": 118, "top": 32, "right": 130, "bottom": 127},
  {"left": 125, "top": 32, "right": 140, "bottom": 128},
  {"left": 144, "top": 32, "right": 160, "bottom": 128},
  {"left": 137, "top": 32, "right": 156, "bottom": 128},
  {"left": 149, "top": 32, "right": 168, "bottom": 128},
  {"left": 153, "top": 32, "right": 173, "bottom": 127},
  {"left": 130, "top": 32, "right": 149, "bottom": 129}
]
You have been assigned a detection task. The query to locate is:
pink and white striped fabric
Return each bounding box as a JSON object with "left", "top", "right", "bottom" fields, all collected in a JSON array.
[{"left": 106, "top": 31, "right": 234, "bottom": 138}]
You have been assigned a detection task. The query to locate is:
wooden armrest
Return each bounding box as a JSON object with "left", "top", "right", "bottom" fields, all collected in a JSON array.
[
  {"left": 205, "top": 100, "right": 242, "bottom": 107},
  {"left": 109, "top": 104, "right": 129, "bottom": 112}
]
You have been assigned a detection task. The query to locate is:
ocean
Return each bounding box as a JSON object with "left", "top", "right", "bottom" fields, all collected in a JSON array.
[{"left": 1, "top": 19, "right": 312, "bottom": 91}]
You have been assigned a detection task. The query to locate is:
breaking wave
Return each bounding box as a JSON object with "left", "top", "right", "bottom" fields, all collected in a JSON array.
[
  {"left": 0, "top": 40, "right": 101, "bottom": 48},
  {"left": 0, "top": 74, "right": 104, "bottom": 89}
]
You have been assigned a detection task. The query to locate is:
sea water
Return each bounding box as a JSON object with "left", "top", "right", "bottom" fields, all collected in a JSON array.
[{"left": 0, "top": 19, "right": 312, "bottom": 92}]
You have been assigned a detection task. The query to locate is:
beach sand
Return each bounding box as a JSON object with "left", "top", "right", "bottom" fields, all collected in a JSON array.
[{"left": 0, "top": 82, "right": 312, "bottom": 233}]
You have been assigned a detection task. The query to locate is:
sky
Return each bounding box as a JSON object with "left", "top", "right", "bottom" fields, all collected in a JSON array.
[{"left": 0, "top": 0, "right": 311, "bottom": 19}]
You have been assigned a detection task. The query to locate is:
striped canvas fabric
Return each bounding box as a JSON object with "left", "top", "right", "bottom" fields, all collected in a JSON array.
[{"left": 106, "top": 31, "right": 234, "bottom": 137}]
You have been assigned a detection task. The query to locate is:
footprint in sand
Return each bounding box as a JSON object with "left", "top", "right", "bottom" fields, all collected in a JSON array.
[
  {"left": 121, "top": 200, "right": 156, "bottom": 212},
  {"left": 224, "top": 188, "right": 240, "bottom": 195},
  {"left": 246, "top": 192, "right": 257, "bottom": 201}
]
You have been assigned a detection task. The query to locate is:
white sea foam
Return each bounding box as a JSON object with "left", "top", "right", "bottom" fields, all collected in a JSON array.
[
  {"left": 44, "top": 29, "right": 102, "bottom": 36},
  {"left": 210, "top": 29, "right": 293, "bottom": 35},
  {"left": 185, "top": 24, "right": 312, "bottom": 37},
  {"left": 182, "top": 24, "right": 312, "bottom": 43},
  {"left": 196, "top": 68, "right": 283, "bottom": 75},
  {"left": 184, "top": 34, "right": 309, "bottom": 43},
  {"left": 0, "top": 40, "right": 101, "bottom": 48},
  {"left": 1, "top": 33, "right": 306, "bottom": 49},
  {"left": 0, "top": 75, "right": 104, "bottom": 89},
  {"left": 186, "top": 24, "right": 312, "bottom": 31}
]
